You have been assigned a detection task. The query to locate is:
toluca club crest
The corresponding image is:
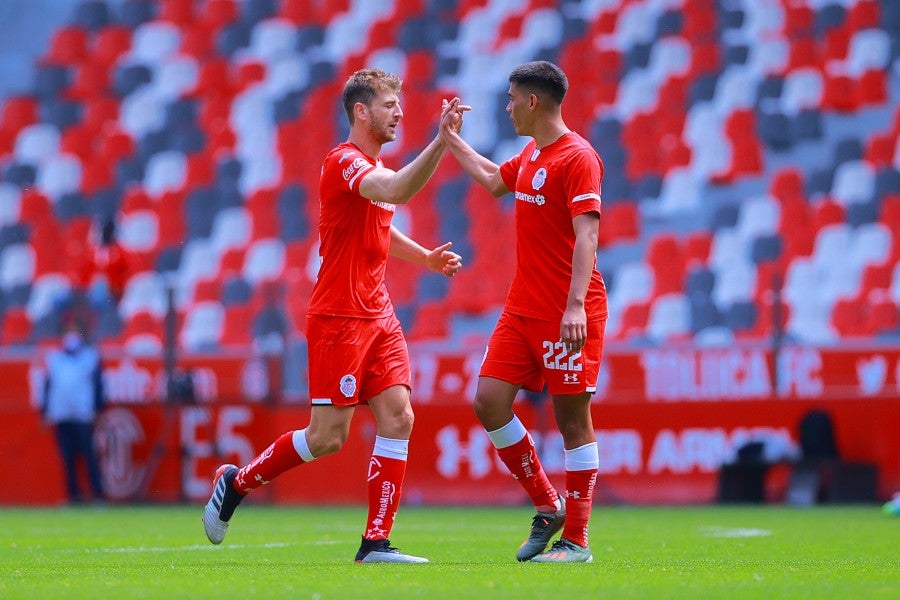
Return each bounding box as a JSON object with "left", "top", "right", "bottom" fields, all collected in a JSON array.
[{"left": 340, "top": 374, "right": 357, "bottom": 398}]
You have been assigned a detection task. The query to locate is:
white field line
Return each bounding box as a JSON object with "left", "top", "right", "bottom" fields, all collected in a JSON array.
[
  {"left": 50, "top": 541, "right": 347, "bottom": 554},
  {"left": 699, "top": 526, "right": 773, "bottom": 538}
]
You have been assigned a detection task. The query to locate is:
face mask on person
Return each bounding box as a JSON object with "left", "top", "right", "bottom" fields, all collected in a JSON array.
[{"left": 63, "top": 332, "right": 82, "bottom": 352}]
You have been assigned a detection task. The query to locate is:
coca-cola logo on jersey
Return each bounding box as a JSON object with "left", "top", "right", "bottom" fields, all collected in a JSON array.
[{"left": 342, "top": 157, "right": 368, "bottom": 181}]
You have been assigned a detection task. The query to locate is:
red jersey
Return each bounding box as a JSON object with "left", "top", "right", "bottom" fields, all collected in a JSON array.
[
  {"left": 498, "top": 132, "right": 607, "bottom": 321},
  {"left": 78, "top": 242, "right": 130, "bottom": 297},
  {"left": 307, "top": 142, "right": 396, "bottom": 318}
]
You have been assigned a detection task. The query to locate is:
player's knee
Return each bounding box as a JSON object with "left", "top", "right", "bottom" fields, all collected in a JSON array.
[
  {"left": 307, "top": 429, "right": 349, "bottom": 456},
  {"left": 384, "top": 405, "right": 414, "bottom": 438},
  {"left": 473, "top": 393, "right": 508, "bottom": 429},
  {"left": 473, "top": 393, "right": 491, "bottom": 422},
  {"left": 555, "top": 415, "right": 594, "bottom": 446}
]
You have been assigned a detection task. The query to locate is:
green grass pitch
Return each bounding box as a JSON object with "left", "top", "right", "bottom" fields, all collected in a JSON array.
[{"left": 1, "top": 504, "right": 897, "bottom": 599}]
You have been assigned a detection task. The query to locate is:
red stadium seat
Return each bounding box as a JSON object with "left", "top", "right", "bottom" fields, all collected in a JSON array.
[
  {"left": 822, "top": 73, "right": 861, "bottom": 112},
  {"left": 98, "top": 128, "right": 134, "bottom": 165},
  {"left": 683, "top": 232, "right": 712, "bottom": 268},
  {"left": 682, "top": 6, "right": 717, "bottom": 40},
  {"left": 770, "top": 168, "right": 805, "bottom": 203},
  {"left": 812, "top": 199, "right": 846, "bottom": 232},
  {"left": 82, "top": 96, "right": 120, "bottom": 131},
  {"left": 66, "top": 60, "right": 111, "bottom": 101},
  {"left": 866, "top": 292, "right": 899, "bottom": 335},
  {"left": 407, "top": 301, "right": 451, "bottom": 341},
  {"left": 858, "top": 263, "right": 893, "bottom": 297},
  {"left": 880, "top": 195, "right": 900, "bottom": 229},
  {"left": 60, "top": 125, "right": 94, "bottom": 161},
  {"left": 159, "top": 0, "right": 194, "bottom": 25},
  {"left": 784, "top": 5, "right": 815, "bottom": 36},
  {"left": 180, "top": 22, "right": 216, "bottom": 58},
  {"left": 614, "top": 302, "right": 651, "bottom": 341},
  {"left": 155, "top": 191, "right": 187, "bottom": 248},
  {"left": 599, "top": 202, "right": 640, "bottom": 246},
  {"left": 1, "top": 96, "right": 39, "bottom": 132},
  {"left": 43, "top": 26, "right": 89, "bottom": 66},
  {"left": 221, "top": 304, "right": 254, "bottom": 346},
  {"left": 858, "top": 70, "right": 887, "bottom": 106},
  {"left": 647, "top": 234, "right": 685, "bottom": 296},
  {"left": 280, "top": 0, "right": 321, "bottom": 25},
  {"left": 689, "top": 41, "right": 720, "bottom": 77},
  {"left": 823, "top": 28, "right": 851, "bottom": 63},
  {"left": 93, "top": 26, "right": 132, "bottom": 68},
  {"left": 18, "top": 189, "right": 53, "bottom": 225},
  {"left": 1, "top": 308, "right": 33, "bottom": 346},
  {"left": 865, "top": 132, "right": 896, "bottom": 168},
  {"left": 831, "top": 298, "right": 862, "bottom": 336},
  {"left": 847, "top": 0, "right": 881, "bottom": 31}
]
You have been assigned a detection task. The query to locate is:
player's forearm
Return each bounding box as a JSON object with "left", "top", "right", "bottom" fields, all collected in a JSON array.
[
  {"left": 567, "top": 224, "right": 599, "bottom": 310},
  {"left": 386, "top": 136, "right": 446, "bottom": 204},
  {"left": 444, "top": 132, "right": 506, "bottom": 196},
  {"left": 389, "top": 225, "right": 428, "bottom": 264}
]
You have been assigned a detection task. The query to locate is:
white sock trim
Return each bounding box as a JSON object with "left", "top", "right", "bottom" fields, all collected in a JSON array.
[
  {"left": 486, "top": 415, "right": 528, "bottom": 449},
  {"left": 373, "top": 436, "right": 409, "bottom": 461},
  {"left": 292, "top": 428, "right": 315, "bottom": 462},
  {"left": 565, "top": 442, "right": 599, "bottom": 471}
]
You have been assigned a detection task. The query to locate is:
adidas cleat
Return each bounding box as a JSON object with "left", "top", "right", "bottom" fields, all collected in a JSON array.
[
  {"left": 355, "top": 537, "right": 429, "bottom": 564},
  {"left": 515, "top": 498, "right": 566, "bottom": 561},
  {"left": 202, "top": 464, "right": 242, "bottom": 544},
  {"left": 530, "top": 538, "right": 594, "bottom": 563}
]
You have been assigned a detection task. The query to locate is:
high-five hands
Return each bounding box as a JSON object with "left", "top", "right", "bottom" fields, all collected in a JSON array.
[{"left": 440, "top": 97, "right": 471, "bottom": 136}]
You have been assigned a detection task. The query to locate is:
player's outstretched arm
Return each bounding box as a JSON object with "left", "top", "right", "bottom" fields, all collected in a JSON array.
[
  {"left": 439, "top": 98, "right": 509, "bottom": 198},
  {"left": 358, "top": 137, "right": 444, "bottom": 206},
  {"left": 359, "top": 99, "right": 465, "bottom": 206},
  {"left": 389, "top": 225, "right": 462, "bottom": 278}
]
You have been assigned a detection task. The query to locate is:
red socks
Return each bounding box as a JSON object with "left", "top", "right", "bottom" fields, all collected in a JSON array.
[
  {"left": 562, "top": 468, "right": 597, "bottom": 547},
  {"left": 233, "top": 430, "right": 308, "bottom": 495},
  {"left": 363, "top": 436, "right": 409, "bottom": 541},
  {"left": 561, "top": 442, "right": 599, "bottom": 548},
  {"left": 493, "top": 433, "right": 559, "bottom": 514},
  {"left": 229, "top": 431, "right": 411, "bottom": 543}
]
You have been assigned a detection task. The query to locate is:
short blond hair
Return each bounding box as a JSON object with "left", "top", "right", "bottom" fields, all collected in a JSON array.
[{"left": 342, "top": 68, "right": 403, "bottom": 124}]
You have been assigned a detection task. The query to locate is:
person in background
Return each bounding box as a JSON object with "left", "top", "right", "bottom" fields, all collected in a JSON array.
[
  {"left": 203, "top": 68, "right": 465, "bottom": 563},
  {"left": 42, "top": 321, "right": 106, "bottom": 504},
  {"left": 60, "top": 218, "right": 131, "bottom": 334},
  {"left": 81, "top": 218, "right": 130, "bottom": 310},
  {"left": 440, "top": 61, "right": 606, "bottom": 563}
]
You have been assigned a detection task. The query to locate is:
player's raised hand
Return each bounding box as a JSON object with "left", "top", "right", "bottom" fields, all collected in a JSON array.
[
  {"left": 426, "top": 241, "right": 462, "bottom": 277},
  {"left": 440, "top": 97, "right": 471, "bottom": 136}
]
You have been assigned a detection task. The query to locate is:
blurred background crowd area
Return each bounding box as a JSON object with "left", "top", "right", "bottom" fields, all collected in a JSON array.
[{"left": 0, "top": 0, "right": 899, "bottom": 363}]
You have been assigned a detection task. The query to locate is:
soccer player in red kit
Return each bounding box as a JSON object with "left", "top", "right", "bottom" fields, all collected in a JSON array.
[
  {"left": 439, "top": 61, "right": 605, "bottom": 563},
  {"left": 203, "top": 68, "right": 464, "bottom": 563}
]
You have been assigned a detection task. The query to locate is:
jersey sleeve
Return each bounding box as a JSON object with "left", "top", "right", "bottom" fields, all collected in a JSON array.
[
  {"left": 327, "top": 148, "right": 376, "bottom": 194},
  {"left": 499, "top": 152, "right": 523, "bottom": 192},
  {"left": 564, "top": 148, "right": 603, "bottom": 218}
]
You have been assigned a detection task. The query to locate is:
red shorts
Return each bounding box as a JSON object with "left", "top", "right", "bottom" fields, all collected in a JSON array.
[
  {"left": 480, "top": 310, "right": 605, "bottom": 396},
  {"left": 306, "top": 313, "right": 411, "bottom": 406}
]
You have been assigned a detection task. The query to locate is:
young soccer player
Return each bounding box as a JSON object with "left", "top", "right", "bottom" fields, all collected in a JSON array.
[
  {"left": 439, "top": 61, "right": 606, "bottom": 563},
  {"left": 203, "top": 68, "right": 464, "bottom": 563}
]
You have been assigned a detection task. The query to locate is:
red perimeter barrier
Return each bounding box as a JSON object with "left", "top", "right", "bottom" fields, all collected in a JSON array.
[{"left": 3, "top": 344, "right": 898, "bottom": 505}]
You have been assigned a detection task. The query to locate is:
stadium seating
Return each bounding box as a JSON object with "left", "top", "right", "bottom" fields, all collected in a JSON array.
[{"left": 0, "top": 0, "right": 898, "bottom": 353}]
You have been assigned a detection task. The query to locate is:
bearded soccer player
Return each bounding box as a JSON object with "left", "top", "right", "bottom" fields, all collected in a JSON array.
[
  {"left": 439, "top": 61, "right": 605, "bottom": 563},
  {"left": 203, "top": 69, "right": 464, "bottom": 563}
]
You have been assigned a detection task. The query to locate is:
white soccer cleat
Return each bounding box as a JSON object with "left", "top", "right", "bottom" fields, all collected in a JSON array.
[
  {"left": 203, "top": 464, "right": 239, "bottom": 545},
  {"left": 355, "top": 538, "right": 429, "bottom": 564}
]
